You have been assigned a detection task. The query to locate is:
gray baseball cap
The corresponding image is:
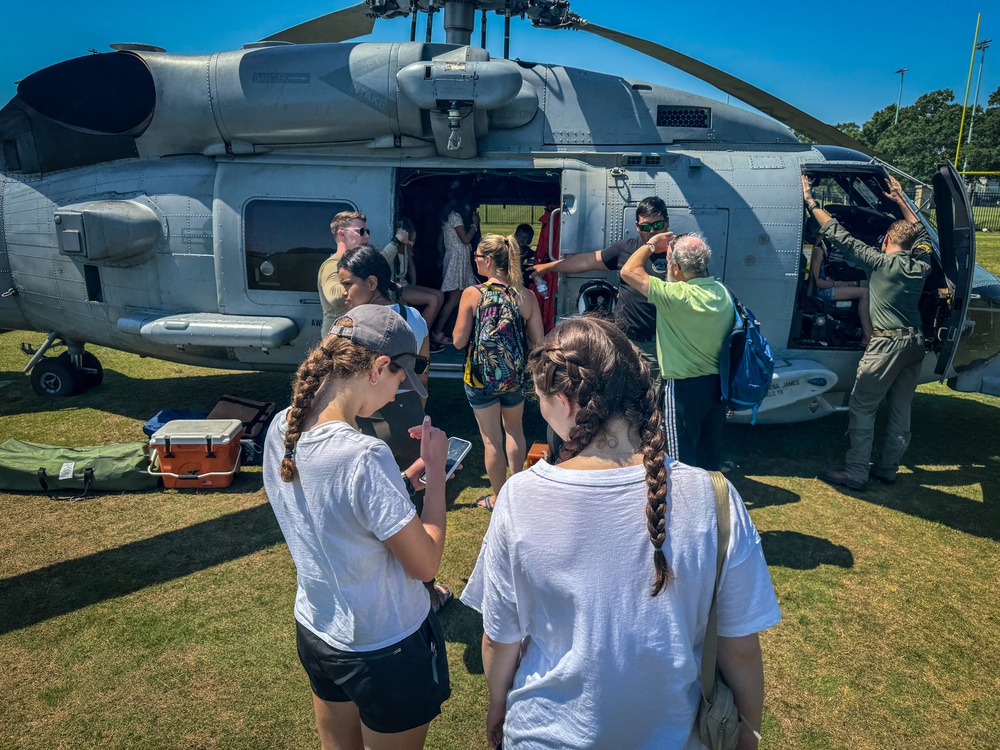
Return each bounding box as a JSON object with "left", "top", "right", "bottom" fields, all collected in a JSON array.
[{"left": 328, "top": 304, "right": 429, "bottom": 398}]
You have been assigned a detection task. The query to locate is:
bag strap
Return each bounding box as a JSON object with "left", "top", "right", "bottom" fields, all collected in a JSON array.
[
  {"left": 700, "top": 470, "right": 732, "bottom": 701},
  {"left": 36, "top": 466, "right": 95, "bottom": 502}
]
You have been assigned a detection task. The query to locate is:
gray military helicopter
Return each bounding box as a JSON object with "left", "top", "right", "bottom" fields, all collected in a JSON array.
[{"left": 1, "top": 0, "right": 997, "bottom": 422}]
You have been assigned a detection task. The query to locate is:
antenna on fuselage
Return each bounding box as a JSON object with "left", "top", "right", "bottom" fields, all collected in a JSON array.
[
  {"left": 503, "top": 0, "right": 511, "bottom": 58},
  {"left": 425, "top": 0, "right": 436, "bottom": 42}
]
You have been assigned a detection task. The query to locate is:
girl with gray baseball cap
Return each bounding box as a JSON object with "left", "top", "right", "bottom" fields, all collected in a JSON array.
[{"left": 263, "top": 304, "right": 451, "bottom": 747}]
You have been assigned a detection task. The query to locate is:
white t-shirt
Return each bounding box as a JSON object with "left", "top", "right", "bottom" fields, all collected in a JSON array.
[
  {"left": 461, "top": 459, "right": 781, "bottom": 750},
  {"left": 264, "top": 411, "right": 429, "bottom": 651}
]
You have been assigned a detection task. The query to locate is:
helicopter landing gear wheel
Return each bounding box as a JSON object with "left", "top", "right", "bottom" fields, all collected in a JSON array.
[
  {"left": 60, "top": 351, "right": 104, "bottom": 390},
  {"left": 30, "top": 356, "right": 83, "bottom": 397}
]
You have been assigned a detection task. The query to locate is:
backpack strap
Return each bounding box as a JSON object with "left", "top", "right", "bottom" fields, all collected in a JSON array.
[{"left": 700, "top": 470, "right": 731, "bottom": 702}]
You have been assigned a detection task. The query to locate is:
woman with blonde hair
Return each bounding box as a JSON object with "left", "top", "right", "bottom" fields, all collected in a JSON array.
[
  {"left": 461, "top": 316, "right": 781, "bottom": 749},
  {"left": 263, "top": 304, "right": 451, "bottom": 750},
  {"left": 453, "top": 233, "right": 543, "bottom": 510}
]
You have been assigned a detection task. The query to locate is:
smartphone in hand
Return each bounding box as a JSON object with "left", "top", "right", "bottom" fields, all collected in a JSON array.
[{"left": 420, "top": 436, "right": 472, "bottom": 484}]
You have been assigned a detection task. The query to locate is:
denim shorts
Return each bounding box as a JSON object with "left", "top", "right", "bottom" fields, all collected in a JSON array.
[
  {"left": 295, "top": 614, "right": 451, "bottom": 733},
  {"left": 464, "top": 383, "right": 525, "bottom": 410},
  {"left": 816, "top": 287, "right": 835, "bottom": 301}
]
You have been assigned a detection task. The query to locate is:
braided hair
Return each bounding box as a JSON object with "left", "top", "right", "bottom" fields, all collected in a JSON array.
[
  {"left": 279, "top": 319, "right": 382, "bottom": 482},
  {"left": 527, "top": 316, "right": 672, "bottom": 595}
]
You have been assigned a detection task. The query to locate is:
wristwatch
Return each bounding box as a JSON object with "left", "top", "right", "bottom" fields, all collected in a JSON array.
[
  {"left": 401, "top": 472, "right": 416, "bottom": 496},
  {"left": 807, "top": 201, "right": 819, "bottom": 211}
]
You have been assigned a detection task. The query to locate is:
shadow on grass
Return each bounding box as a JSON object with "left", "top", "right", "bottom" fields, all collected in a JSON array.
[
  {"left": 0, "top": 502, "right": 283, "bottom": 635},
  {"left": 0, "top": 367, "right": 294, "bottom": 422},
  {"left": 440, "top": 600, "right": 486, "bottom": 676},
  {"left": 759, "top": 530, "right": 854, "bottom": 570},
  {"left": 724, "top": 388, "right": 1000, "bottom": 542},
  {"left": 723, "top": 475, "right": 801, "bottom": 510}
]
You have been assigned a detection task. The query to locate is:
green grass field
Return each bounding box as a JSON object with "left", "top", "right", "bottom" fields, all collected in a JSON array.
[
  {"left": 977, "top": 232, "right": 1000, "bottom": 276},
  {"left": 0, "top": 236, "right": 998, "bottom": 749}
]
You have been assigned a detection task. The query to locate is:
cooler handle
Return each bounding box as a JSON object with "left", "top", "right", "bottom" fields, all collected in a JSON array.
[{"left": 147, "top": 447, "right": 241, "bottom": 480}]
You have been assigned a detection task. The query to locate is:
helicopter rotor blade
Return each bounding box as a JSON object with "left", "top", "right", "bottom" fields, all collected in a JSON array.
[
  {"left": 569, "top": 19, "right": 872, "bottom": 154},
  {"left": 260, "top": 2, "right": 376, "bottom": 44}
]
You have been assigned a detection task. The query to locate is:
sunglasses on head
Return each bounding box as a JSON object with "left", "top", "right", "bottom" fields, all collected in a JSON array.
[
  {"left": 390, "top": 352, "right": 429, "bottom": 375},
  {"left": 637, "top": 219, "right": 667, "bottom": 232}
]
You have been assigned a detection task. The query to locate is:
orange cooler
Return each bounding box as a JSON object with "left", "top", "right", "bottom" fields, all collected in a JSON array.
[{"left": 149, "top": 419, "right": 244, "bottom": 489}]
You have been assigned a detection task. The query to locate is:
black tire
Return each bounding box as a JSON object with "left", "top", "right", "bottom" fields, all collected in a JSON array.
[{"left": 31, "top": 357, "right": 82, "bottom": 397}]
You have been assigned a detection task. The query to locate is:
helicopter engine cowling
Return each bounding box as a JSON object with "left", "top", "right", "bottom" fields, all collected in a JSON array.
[
  {"left": 8, "top": 42, "right": 535, "bottom": 164},
  {"left": 126, "top": 43, "right": 530, "bottom": 159}
]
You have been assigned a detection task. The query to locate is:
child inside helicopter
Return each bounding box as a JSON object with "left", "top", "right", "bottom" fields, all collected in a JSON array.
[{"left": 810, "top": 235, "right": 873, "bottom": 345}]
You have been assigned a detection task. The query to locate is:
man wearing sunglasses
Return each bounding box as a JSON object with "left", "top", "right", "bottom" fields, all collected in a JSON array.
[
  {"left": 532, "top": 196, "right": 670, "bottom": 386},
  {"left": 319, "top": 211, "right": 370, "bottom": 335}
]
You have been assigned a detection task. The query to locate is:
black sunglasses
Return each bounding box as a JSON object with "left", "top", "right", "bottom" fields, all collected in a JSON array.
[
  {"left": 349, "top": 226, "right": 371, "bottom": 236},
  {"left": 390, "top": 353, "right": 429, "bottom": 375},
  {"left": 637, "top": 219, "right": 667, "bottom": 232}
]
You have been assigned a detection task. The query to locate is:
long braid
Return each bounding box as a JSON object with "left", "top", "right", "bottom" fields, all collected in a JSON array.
[
  {"left": 528, "top": 316, "right": 672, "bottom": 595},
  {"left": 633, "top": 349, "right": 671, "bottom": 595},
  {"left": 280, "top": 327, "right": 378, "bottom": 482}
]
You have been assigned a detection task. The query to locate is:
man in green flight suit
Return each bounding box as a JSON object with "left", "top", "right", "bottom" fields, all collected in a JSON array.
[{"left": 802, "top": 175, "right": 931, "bottom": 491}]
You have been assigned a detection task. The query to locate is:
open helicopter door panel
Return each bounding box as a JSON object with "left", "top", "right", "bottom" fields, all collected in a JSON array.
[
  {"left": 929, "top": 161, "right": 976, "bottom": 380},
  {"left": 214, "top": 160, "right": 394, "bottom": 368}
]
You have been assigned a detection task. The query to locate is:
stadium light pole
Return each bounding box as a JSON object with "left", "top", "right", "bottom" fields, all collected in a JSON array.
[
  {"left": 955, "top": 13, "right": 982, "bottom": 167},
  {"left": 894, "top": 67, "right": 909, "bottom": 126},
  {"left": 967, "top": 39, "right": 991, "bottom": 144},
  {"left": 963, "top": 38, "right": 991, "bottom": 172}
]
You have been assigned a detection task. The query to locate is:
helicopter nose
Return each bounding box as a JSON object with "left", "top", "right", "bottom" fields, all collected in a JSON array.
[{"left": 949, "top": 267, "right": 1000, "bottom": 397}]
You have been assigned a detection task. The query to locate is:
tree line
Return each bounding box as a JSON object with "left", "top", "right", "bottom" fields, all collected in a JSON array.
[{"left": 831, "top": 87, "right": 1000, "bottom": 182}]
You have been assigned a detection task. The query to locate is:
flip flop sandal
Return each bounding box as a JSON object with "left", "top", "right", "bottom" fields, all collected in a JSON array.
[
  {"left": 476, "top": 494, "right": 496, "bottom": 511},
  {"left": 430, "top": 581, "right": 453, "bottom": 612}
]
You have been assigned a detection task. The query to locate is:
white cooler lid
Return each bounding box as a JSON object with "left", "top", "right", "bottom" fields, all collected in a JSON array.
[{"left": 149, "top": 418, "right": 244, "bottom": 445}]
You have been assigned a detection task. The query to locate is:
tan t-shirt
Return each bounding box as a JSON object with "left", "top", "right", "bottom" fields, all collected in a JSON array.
[{"left": 318, "top": 253, "right": 347, "bottom": 335}]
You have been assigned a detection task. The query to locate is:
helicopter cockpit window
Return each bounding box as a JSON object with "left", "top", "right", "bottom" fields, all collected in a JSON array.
[
  {"left": 244, "top": 199, "right": 351, "bottom": 293},
  {"left": 807, "top": 172, "right": 904, "bottom": 248}
]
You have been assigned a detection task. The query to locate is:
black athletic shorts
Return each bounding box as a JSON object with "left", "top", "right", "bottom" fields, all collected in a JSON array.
[{"left": 295, "top": 613, "right": 451, "bottom": 734}]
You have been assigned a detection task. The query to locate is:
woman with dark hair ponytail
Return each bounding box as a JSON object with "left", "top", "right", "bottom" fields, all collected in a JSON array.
[{"left": 461, "top": 316, "right": 780, "bottom": 750}]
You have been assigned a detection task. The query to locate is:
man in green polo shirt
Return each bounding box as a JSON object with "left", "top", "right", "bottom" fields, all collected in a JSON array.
[
  {"left": 622, "top": 233, "right": 734, "bottom": 470},
  {"left": 802, "top": 175, "right": 931, "bottom": 491}
]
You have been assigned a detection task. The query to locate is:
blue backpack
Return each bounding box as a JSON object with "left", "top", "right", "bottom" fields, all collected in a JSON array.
[{"left": 718, "top": 292, "right": 775, "bottom": 424}]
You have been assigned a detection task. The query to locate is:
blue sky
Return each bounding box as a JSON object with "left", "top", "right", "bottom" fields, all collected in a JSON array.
[{"left": 3, "top": 1, "right": 996, "bottom": 130}]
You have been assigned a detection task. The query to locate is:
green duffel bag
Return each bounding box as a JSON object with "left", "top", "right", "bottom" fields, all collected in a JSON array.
[{"left": 0, "top": 439, "right": 160, "bottom": 499}]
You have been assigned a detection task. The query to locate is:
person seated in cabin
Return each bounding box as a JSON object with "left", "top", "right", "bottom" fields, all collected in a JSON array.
[
  {"left": 810, "top": 236, "right": 873, "bottom": 346},
  {"left": 382, "top": 218, "right": 446, "bottom": 348}
]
